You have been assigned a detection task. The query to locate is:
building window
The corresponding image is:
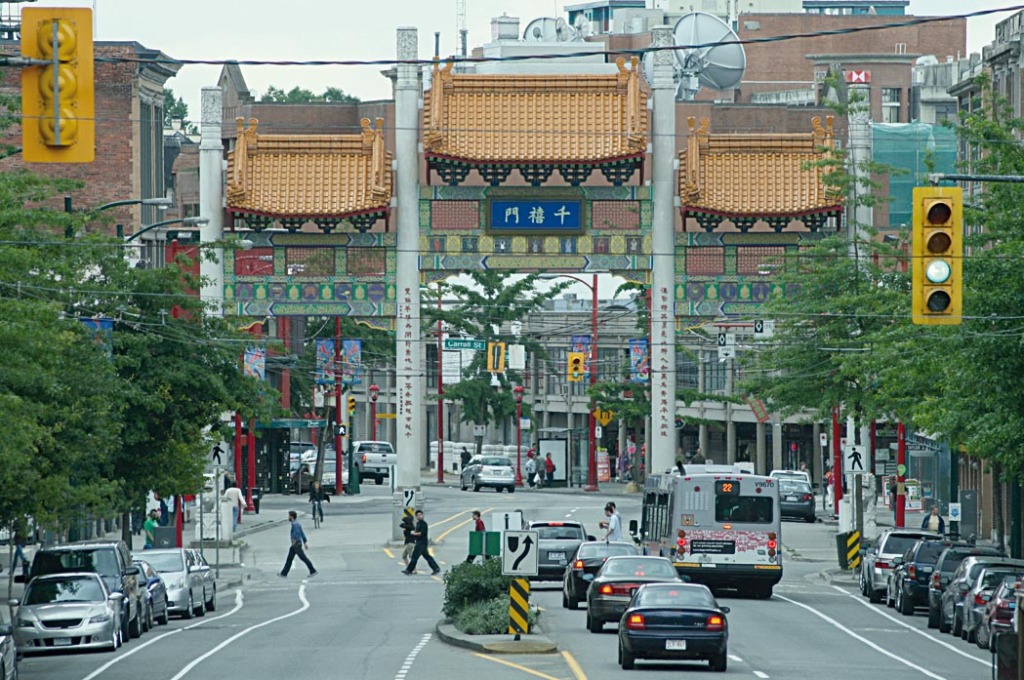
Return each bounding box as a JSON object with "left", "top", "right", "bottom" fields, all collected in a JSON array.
[
  {"left": 704, "top": 352, "right": 726, "bottom": 394},
  {"left": 882, "top": 88, "right": 901, "bottom": 123}
]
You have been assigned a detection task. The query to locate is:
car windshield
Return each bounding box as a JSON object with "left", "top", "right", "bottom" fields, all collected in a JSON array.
[
  {"left": 780, "top": 482, "right": 811, "bottom": 494},
  {"left": 601, "top": 558, "right": 677, "bottom": 578},
  {"left": 535, "top": 525, "right": 585, "bottom": 541},
  {"left": 143, "top": 552, "right": 186, "bottom": 573},
  {"left": 917, "top": 541, "right": 947, "bottom": 563},
  {"left": 34, "top": 548, "right": 120, "bottom": 578},
  {"left": 357, "top": 442, "right": 393, "bottom": 453},
  {"left": 980, "top": 569, "right": 1024, "bottom": 589},
  {"left": 635, "top": 586, "right": 715, "bottom": 608},
  {"left": 25, "top": 577, "right": 105, "bottom": 605},
  {"left": 480, "top": 457, "right": 511, "bottom": 467},
  {"left": 578, "top": 543, "right": 638, "bottom": 559},
  {"left": 882, "top": 535, "right": 931, "bottom": 556}
]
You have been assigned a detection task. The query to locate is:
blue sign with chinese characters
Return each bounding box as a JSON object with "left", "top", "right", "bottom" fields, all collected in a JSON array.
[{"left": 490, "top": 200, "right": 583, "bottom": 232}]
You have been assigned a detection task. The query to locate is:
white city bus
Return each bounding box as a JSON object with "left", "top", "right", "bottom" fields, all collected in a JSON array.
[{"left": 637, "top": 470, "right": 782, "bottom": 598}]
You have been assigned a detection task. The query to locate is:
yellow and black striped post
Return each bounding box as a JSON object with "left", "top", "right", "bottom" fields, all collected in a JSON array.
[
  {"left": 508, "top": 578, "right": 530, "bottom": 637},
  {"left": 846, "top": 530, "right": 861, "bottom": 571}
]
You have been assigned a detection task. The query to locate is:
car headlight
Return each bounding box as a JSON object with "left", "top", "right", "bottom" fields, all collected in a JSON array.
[
  {"left": 16, "top": 616, "right": 34, "bottom": 628},
  {"left": 169, "top": 577, "right": 185, "bottom": 590},
  {"left": 89, "top": 612, "right": 111, "bottom": 624}
]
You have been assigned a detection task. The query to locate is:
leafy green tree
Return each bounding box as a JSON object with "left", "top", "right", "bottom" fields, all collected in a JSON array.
[
  {"left": 163, "top": 89, "right": 196, "bottom": 134},
  {"left": 260, "top": 86, "right": 360, "bottom": 104},
  {"left": 422, "top": 273, "right": 570, "bottom": 456}
]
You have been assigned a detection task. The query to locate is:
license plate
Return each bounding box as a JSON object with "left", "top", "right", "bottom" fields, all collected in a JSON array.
[
  {"left": 548, "top": 552, "right": 566, "bottom": 561},
  {"left": 786, "top": 495, "right": 798, "bottom": 501},
  {"left": 666, "top": 640, "right": 687, "bottom": 650},
  {"left": 53, "top": 638, "right": 72, "bottom": 646}
]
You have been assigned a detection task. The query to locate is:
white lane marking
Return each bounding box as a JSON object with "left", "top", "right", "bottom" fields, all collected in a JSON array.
[
  {"left": 393, "top": 633, "right": 431, "bottom": 680},
  {"left": 754, "top": 672, "right": 770, "bottom": 679},
  {"left": 167, "top": 585, "right": 309, "bottom": 680},
  {"left": 80, "top": 590, "right": 244, "bottom": 680},
  {"left": 728, "top": 654, "right": 743, "bottom": 661},
  {"left": 830, "top": 585, "right": 989, "bottom": 667},
  {"left": 775, "top": 594, "right": 947, "bottom": 679}
]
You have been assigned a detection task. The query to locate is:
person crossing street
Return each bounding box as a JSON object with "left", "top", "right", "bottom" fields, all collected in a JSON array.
[
  {"left": 403, "top": 509, "right": 441, "bottom": 576},
  {"left": 279, "top": 510, "right": 318, "bottom": 578}
]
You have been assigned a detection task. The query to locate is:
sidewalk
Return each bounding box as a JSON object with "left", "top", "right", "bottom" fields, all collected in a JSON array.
[{"left": 421, "top": 471, "right": 640, "bottom": 496}]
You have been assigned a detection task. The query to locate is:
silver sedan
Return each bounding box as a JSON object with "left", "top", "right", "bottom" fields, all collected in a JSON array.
[
  {"left": 9, "top": 572, "right": 123, "bottom": 653},
  {"left": 141, "top": 549, "right": 205, "bottom": 618}
]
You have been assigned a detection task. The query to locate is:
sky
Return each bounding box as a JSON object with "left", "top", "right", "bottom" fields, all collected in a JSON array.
[{"left": 17, "top": 0, "right": 1020, "bottom": 300}]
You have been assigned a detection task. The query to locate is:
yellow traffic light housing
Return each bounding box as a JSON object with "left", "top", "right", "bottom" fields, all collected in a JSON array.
[
  {"left": 486, "top": 342, "right": 506, "bottom": 373},
  {"left": 21, "top": 7, "right": 94, "bottom": 163},
  {"left": 912, "top": 186, "right": 962, "bottom": 325},
  {"left": 348, "top": 396, "right": 356, "bottom": 414},
  {"left": 567, "top": 352, "right": 585, "bottom": 383}
]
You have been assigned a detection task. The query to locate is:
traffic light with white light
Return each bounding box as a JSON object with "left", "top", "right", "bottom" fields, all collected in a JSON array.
[
  {"left": 20, "top": 7, "right": 94, "bottom": 163},
  {"left": 567, "top": 352, "right": 585, "bottom": 382},
  {"left": 912, "top": 186, "right": 962, "bottom": 325},
  {"left": 348, "top": 396, "right": 356, "bottom": 414}
]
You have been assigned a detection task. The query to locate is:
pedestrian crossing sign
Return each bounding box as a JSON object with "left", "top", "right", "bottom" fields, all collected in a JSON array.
[{"left": 843, "top": 444, "right": 867, "bottom": 475}]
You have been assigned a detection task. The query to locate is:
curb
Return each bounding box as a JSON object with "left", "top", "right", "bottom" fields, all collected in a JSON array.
[
  {"left": 435, "top": 621, "right": 558, "bottom": 654},
  {"left": 234, "top": 517, "right": 289, "bottom": 539}
]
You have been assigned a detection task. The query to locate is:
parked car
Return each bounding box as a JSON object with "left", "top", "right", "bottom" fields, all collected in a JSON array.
[
  {"left": 0, "top": 601, "right": 17, "bottom": 680},
  {"left": 888, "top": 538, "right": 949, "bottom": 615},
  {"left": 140, "top": 549, "right": 205, "bottom": 619},
  {"left": 186, "top": 549, "right": 217, "bottom": 612},
  {"left": 29, "top": 540, "right": 144, "bottom": 642},
  {"left": 769, "top": 469, "right": 812, "bottom": 487},
  {"left": 460, "top": 455, "right": 516, "bottom": 493},
  {"left": 562, "top": 541, "right": 639, "bottom": 610},
  {"left": 293, "top": 456, "right": 348, "bottom": 494},
  {"left": 132, "top": 559, "right": 170, "bottom": 627},
  {"left": 9, "top": 572, "right": 123, "bottom": 653},
  {"left": 859, "top": 529, "right": 941, "bottom": 603},
  {"left": 778, "top": 480, "right": 816, "bottom": 522},
  {"left": 586, "top": 556, "right": 683, "bottom": 633},
  {"left": 976, "top": 576, "right": 1019, "bottom": 651},
  {"left": 618, "top": 583, "right": 729, "bottom": 672},
  {"left": 939, "top": 555, "right": 1024, "bottom": 635},
  {"left": 525, "top": 520, "right": 593, "bottom": 581},
  {"left": 927, "top": 545, "right": 1005, "bottom": 629},
  {"left": 961, "top": 564, "right": 1024, "bottom": 643},
  {"left": 354, "top": 441, "right": 396, "bottom": 485}
]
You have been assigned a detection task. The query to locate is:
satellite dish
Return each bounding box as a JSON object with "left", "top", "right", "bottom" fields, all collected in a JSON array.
[
  {"left": 572, "top": 14, "right": 591, "bottom": 40},
  {"left": 555, "top": 17, "right": 573, "bottom": 42},
  {"left": 672, "top": 12, "right": 746, "bottom": 99},
  {"left": 523, "top": 17, "right": 561, "bottom": 42}
]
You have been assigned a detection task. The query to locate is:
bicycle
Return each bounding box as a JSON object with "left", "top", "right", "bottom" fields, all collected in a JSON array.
[{"left": 311, "top": 500, "right": 322, "bottom": 529}]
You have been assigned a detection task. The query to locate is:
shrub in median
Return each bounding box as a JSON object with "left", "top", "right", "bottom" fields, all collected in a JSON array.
[
  {"left": 441, "top": 558, "right": 510, "bottom": 619},
  {"left": 453, "top": 594, "right": 538, "bottom": 635}
]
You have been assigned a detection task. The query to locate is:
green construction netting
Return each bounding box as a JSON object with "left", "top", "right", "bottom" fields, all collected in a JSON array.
[{"left": 872, "top": 122, "right": 958, "bottom": 229}]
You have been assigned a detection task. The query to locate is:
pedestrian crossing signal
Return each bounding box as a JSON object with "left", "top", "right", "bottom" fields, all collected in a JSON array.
[{"left": 567, "top": 352, "right": 584, "bottom": 382}]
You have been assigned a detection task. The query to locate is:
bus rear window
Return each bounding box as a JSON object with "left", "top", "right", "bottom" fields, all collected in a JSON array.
[{"left": 714, "top": 496, "right": 774, "bottom": 524}]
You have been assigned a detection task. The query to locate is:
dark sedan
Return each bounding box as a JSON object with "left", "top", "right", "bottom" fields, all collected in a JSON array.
[
  {"left": 618, "top": 583, "right": 729, "bottom": 672},
  {"left": 586, "top": 556, "right": 682, "bottom": 633},
  {"left": 562, "top": 541, "right": 639, "bottom": 610},
  {"left": 778, "top": 480, "right": 815, "bottom": 522},
  {"left": 976, "top": 576, "right": 1018, "bottom": 651},
  {"left": 526, "top": 521, "right": 592, "bottom": 581},
  {"left": 133, "top": 559, "right": 170, "bottom": 628}
]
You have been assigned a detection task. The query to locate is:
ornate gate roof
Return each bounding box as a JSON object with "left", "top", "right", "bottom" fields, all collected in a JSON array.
[
  {"left": 679, "top": 116, "right": 842, "bottom": 232},
  {"left": 226, "top": 117, "right": 392, "bottom": 229},
  {"left": 422, "top": 58, "right": 647, "bottom": 185}
]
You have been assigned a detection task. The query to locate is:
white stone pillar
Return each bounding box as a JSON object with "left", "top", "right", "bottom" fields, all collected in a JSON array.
[
  {"left": 649, "top": 25, "right": 678, "bottom": 475},
  {"left": 756, "top": 420, "right": 766, "bottom": 476},
  {"left": 772, "top": 419, "right": 783, "bottom": 472},
  {"left": 848, "top": 84, "right": 873, "bottom": 242},
  {"left": 199, "top": 87, "right": 224, "bottom": 316},
  {"left": 394, "top": 28, "right": 424, "bottom": 492}
]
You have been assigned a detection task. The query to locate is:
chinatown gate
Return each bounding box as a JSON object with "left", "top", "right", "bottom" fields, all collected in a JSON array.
[{"left": 198, "top": 27, "right": 839, "bottom": 504}]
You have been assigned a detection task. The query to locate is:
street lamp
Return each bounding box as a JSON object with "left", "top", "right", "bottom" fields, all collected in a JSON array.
[
  {"left": 369, "top": 384, "right": 380, "bottom": 440},
  {"left": 514, "top": 385, "right": 524, "bottom": 488},
  {"left": 97, "top": 197, "right": 173, "bottom": 213},
  {"left": 125, "top": 216, "right": 210, "bottom": 242},
  {"left": 539, "top": 273, "right": 599, "bottom": 492}
]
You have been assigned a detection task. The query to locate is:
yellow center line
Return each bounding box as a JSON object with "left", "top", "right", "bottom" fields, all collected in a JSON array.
[
  {"left": 435, "top": 506, "right": 496, "bottom": 543},
  {"left": 472, "top": 653, "right": 562, "bottom": 680},
  {"left": 432, "top": 509, "right": 473, "bottom": 527},
  {"left": 382, "top": 547, "right": 394, "bottom": 559},
  {"left": 561, "top": 651, "right": 588, "bottom": 680}
]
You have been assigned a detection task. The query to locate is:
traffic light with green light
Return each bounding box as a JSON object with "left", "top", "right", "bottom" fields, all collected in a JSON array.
[
  {"left": 912, "top": 186, "right": 962, "bottom": 325},
  {"left": 20, "top": 7, "right": 94, "bottom": 163},
  {"left": 567, "top": 352, "right": 584, "bottom": 382}
]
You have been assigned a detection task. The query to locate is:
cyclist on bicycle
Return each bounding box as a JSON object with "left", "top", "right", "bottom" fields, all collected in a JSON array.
[{"left": 308, "top": 480, "right": 330, "bottom": 524}]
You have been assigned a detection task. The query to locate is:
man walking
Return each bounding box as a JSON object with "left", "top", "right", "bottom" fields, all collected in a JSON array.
[
  {"left": 921, "top": 505, "right": 945, "bottom": 535},
  {"left": 465, "top": 510, "right": 485, "bottom": 564},
  {"left": 600, "top": 502, "right": 622, "bottom": 542},
  {"left": 222, "top": 480, "right": 245, "bottom": 530},
  {"left": 403, "top": 510, "right": 441, "bottom": 576},
  {"left": 279, "top": 510, "right": 318, "bottom": 578}
]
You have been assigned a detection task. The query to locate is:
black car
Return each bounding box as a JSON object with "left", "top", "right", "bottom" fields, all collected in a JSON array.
[
  {"left": 586, "top": 556, "right": 682, "bottom": 633},
  {"left": 778, "top": 480, "right": 816, "bottom": 522},
  {"left": 562, "top": 541, "right": 639, "bottom": 610},
  {"left": 926, "top": 545, "right": 1004, "bottom": 629},
  {"left": 940, "top": 555, "right": 1024, "bottom": 636},
  {"left": 889, "top": 538, "right": 948, "bottom": 615},
  {"left": 29, "top": 540, "right": 144, "bottom": 643},
  {"left": 132, "top": 559, "right": 170, "bottom": 628},
  {"left": 618, "top": 583, "right": 729, "bottom": 672}
]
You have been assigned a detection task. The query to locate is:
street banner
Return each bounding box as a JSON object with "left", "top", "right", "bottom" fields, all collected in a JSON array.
[
  {"left": 597, "top": 448, "right": 610, "bottom": 483},
  {"left": 80, "top": 316, "right": 113, "bottom": 357},
  {"left": 629, "top": 339, "right": 649, "bottom": 383},
  {"left": 745, "top": 396, "right": 771, "bottom": 423},
  {"left": 315, "top": 339, "right": 335, "bottom": 384},
  {"left": 571, "top": 335, "right": 591, "bottom": 375},
  {"left": 342, "top": 339, "right": 362, "bottom": 385},
  {"left": 243, "top": 346, "right": 266, "bottom": 380}
]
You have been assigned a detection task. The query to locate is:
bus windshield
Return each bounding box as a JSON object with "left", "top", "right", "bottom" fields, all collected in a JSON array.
[{"left": 714, "top": 495, "right": 774, "bottom": 524}]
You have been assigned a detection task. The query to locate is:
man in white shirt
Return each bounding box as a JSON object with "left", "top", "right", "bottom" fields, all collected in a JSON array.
[
  {"left": 600, "top": 502, "right": 622, "bottom": 542},
  {"left": 222, "top": 481, "right": 245, "bottom": 529}
]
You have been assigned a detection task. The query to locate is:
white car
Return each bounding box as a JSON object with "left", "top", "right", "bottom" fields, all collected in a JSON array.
[
  {"left": 460, "top": 455, "right": 516, "bottom": 493},
  {"left": 770, "top": 469, "right": 812, "bottom": 486}
]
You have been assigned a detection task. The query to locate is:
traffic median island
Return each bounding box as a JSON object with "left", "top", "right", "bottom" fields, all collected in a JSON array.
[{"left": 435, "top": 620, "right": 557, "bottom": 654}]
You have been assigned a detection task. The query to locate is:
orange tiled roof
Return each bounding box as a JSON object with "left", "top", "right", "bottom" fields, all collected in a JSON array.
[
  {"left": 226, "top": 117, "right": 392, "bottom": 219},
  {"left": 679, "top": 116, "right": 841, "bottom": 218},
  {"left": 422, "top": 58, "right": 647, "bottom": 164}
]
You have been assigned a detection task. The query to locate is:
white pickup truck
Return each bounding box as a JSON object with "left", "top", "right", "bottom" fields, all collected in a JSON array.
[{"left": 354, "top": 440, "right": 396, "bottom": 485}]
